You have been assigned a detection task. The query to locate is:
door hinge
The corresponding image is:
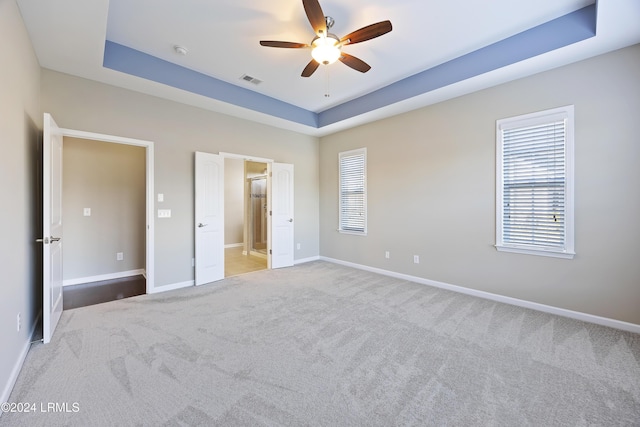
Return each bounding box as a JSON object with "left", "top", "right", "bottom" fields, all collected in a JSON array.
[
  {"left": 269, "top": 210, "right": 272, "bottom": 216},
  {"left": 269, "top": 249, "right": 272, "bottom": 255}
]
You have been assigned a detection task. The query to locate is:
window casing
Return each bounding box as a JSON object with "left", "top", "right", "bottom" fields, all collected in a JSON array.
[
  {"left": 496, "top": 106, "right": 575, "bottom": 259},
  {"left": 339, "top": 148, "right": 367, "bottom": 235}
]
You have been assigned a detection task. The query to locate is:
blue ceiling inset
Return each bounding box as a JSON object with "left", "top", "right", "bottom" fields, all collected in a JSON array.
[{"left": 103, "top": 4, "right": 596, "bottom": 129}]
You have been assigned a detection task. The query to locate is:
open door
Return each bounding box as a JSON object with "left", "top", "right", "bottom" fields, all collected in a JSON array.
[
  {"left": 42, "top": 113, "right": 64, "bottom": 344},
  {"left": 195, "top": 152, "right": 224, "bottom": 285},
  {"left": 269, "top": 162, "right": 294, "bottom": 269}
]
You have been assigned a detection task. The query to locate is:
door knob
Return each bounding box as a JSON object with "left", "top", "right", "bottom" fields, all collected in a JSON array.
[
  {"left": 198, "top": 223, "right": 208, "bottom": 228},
  {"left": 50, "top": 237, "right": 61, "bottom": 242},
  {"left": 288, "top": 218, "right": 293, "bottom": 223}
]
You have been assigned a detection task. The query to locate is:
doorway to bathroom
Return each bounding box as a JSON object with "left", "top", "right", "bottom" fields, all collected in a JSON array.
[{"left": 223, "top": 159, "right": 268, "bottom": 277}]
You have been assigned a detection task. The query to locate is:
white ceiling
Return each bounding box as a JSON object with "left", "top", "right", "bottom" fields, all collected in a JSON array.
[{"left": 15, "top": 0, "right": 640, "bottom": 136}]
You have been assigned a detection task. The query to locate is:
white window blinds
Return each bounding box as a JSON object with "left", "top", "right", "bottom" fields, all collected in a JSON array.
[
  {"left": 339, "top": 148, "right": 367, "bottom": 234},
  {"left": 496, "top": 106, "right": 574, "bottom": 258}
]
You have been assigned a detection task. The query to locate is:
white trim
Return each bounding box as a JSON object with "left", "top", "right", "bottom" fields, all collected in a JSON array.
[
  {"left": 294, "top": 256, "right": 320, "bottom": 265},
  {"left": 147, "top": 280, "right": 194, "bottom": 294},
  {"left": 495, "top": 244, "right": 575, "bottom": 259},
  {"left": 146, "top": 144, "right": 155, "bottom": 294},
  {"left": 62, "top": 269, "right": 145, "bottom": 287},
  {"left": 224, "top": 243, "right": 244, "bottom": 248},
  {"left": 60, "top": 128, "right": 152, "bottom": 147},
  {"left": 219, "top": 151, "right": 273, "bottom": 163},
  {"left": 337, "top": 229, "right": 368, "bottom": 236},
  {"left": 320, "top": 257, "right": 640, "bottom": 334},
  {"left": 60, "top": 128, "right": 155, "bottom": 294},
  {"left": 0, "top": 311, "right": 41, "bottom": 408},
  {"left": 495, "top": 105, "right": 575, "bottom": 259},
  {"left": 250, "top": 250, "right": 268, "bottom": 260}
]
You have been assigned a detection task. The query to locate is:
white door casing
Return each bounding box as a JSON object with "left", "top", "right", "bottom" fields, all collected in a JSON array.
[
  {"left": 57, "top": 127, "right": 155, "bottom": 293},
  {"left": 42, "top": 113, "right": 64, "bottom": 344},
  {"left": 195, "top": 152, "right": 224, "bottom": 285},
  {"left": 269, "top": 162, "right": 294, "bottom": 269}
]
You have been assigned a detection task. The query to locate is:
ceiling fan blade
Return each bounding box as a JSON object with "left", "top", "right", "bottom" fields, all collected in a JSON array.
[
  {"left": 301, "top": 59, "right": 320, "bottom": 77},
  {"left": 340, "top": 20, "right": 392, "bottom": 45},
  {"left": 260, "top": 41, "right": 308, "bottom": 48},
  {"left": 338, "top": 53, "right": 371, "bottom": 73},
  {"left": 303, "top": 0, "right": 327, "bottom": 36}
]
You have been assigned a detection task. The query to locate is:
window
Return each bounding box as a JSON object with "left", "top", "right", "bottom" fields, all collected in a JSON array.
[
  {"left": 496, "top": 106, "right": 575, "bottom": 259},
  {"left": 339, "top": 148, "right": 367, "bottom": 235}
]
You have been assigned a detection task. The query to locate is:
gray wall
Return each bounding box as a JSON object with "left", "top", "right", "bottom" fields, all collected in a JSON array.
[
  {"left": 41, "top": 70, "right": 320, "bottom": 288},
  {"left": 62, "top": 138, "right": 146, "bottom": 280},
  {"left": 0, "top": 0, "right": 41, "bottom": 402},
  {"left": 320, "top": 44, "right": 640, "bottom": 325}
]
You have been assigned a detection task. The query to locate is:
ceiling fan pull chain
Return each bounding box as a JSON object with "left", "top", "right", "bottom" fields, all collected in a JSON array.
[{"left": 324, "top": 65, "right": 331, "bottom": 98}]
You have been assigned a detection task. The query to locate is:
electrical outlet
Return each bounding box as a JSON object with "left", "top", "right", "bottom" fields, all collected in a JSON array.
[
  {"left": 17, "top": 313, "right": 21, "bottom": 332},
  {"left": 83, "top": 207, "right": 91, "bottom": 216},
  {"left": 385, "top": 251, "right": 390, "bottom": 259},
  {"left": 116, "top": 252, "right": 124, "bottom": 261},
  {"left": 413, "top": 255, "right": 420, "bottom": 264}
]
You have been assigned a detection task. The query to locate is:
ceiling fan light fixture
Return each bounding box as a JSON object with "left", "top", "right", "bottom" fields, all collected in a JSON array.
[
  {"left": 259, "top": 1, "right": 392, "bottom": 78},
  {"left": 311, "top": 34, "right": 341, "bottom": 65}
]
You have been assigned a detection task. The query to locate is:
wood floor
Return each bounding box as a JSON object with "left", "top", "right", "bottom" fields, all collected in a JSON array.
[
  {"left": 63, "top": 275, "right": 146, "bottom": 310},
  {"left": 61, "top": 247, "right": 266, "bottom": 311},
  {"left": 225, "top": 246, "right": 267, "bottom": 277}
]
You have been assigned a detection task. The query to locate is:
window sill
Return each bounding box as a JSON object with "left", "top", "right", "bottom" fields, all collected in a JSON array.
[
  {"left": 495, "top": 244, "right": 575, "bottom": 259},
  {"left": 338, "top": 229, "right": 367, "bottom": 236}
]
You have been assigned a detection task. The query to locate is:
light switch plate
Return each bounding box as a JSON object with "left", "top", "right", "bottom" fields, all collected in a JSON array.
[
  {"left": 158, "top": 209, "right": 171, "bottom": 218},
  {"left": 158, "top": 193, "right": 164, "bottom": 202},
  {"left": 83, "top": 208, "right": 91, "bottom": 216}
]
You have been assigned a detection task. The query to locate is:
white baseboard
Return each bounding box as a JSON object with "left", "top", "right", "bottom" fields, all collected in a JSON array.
[
  {"left": 63, "top": 269, "right": 145, "bottom": 287},
  {"left": 0, "top": 311, "right": 41, "bottom": 409},
  {"left": 320, "top": 257, "right": 640, "bottom": 334},
  {"left": 225, "top": 243, "right": 244, "bottom": 248},
  {"left": 295, "top": 256, "right": 320, "bottom": 265},
  {"left": 147, "top": 280, "right": 194, "bottom": 294},
  {"left": 249, "top": 250, "right": 268, "bottom": 260}
]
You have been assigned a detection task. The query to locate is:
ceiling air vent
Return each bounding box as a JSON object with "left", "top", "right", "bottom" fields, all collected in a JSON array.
[{"left": 240, "top": 74, "right": 263, "bottom": 85}]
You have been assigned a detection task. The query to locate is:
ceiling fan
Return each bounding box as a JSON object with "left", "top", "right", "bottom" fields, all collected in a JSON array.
[{"left": 260, "top": 0, "right": 392, "bottom": 77}]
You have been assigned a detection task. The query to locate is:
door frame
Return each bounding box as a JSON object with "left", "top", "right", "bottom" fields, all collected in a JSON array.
[{"left": 58, "top": 127, "right": 155, "bottom": 293}]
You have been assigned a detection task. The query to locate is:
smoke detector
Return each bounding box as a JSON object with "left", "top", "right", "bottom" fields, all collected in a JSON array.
[{"left": 173, "top": 45, "right": 188, "bottom": 56}]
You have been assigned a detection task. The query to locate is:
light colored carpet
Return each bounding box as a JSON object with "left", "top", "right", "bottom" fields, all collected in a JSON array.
[{"left": 2, "top": 261, "right": 639, "bottom": 426}]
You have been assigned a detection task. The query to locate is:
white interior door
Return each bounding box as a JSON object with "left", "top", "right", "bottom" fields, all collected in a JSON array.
[
  {"left": 42, "top": 113, "right": 64, "bottom": 344},
  {"left": 269, "top": 162, "right": 294, "bottom": 269},
  {"left": 195, "top": 152, "right": 224, "bottom": 285}
]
